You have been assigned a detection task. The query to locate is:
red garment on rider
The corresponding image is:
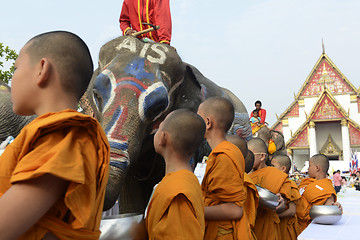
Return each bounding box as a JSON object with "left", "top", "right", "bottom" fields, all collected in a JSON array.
[
  {"left": 250, "top": 108, "right": 266, "bottom": 124},
  {"left": 119, "top": 0, "right": 172, "bottom": 45}
]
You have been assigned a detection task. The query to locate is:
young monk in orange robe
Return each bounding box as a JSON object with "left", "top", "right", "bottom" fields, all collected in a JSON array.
[
  {"left": 198, "top": 97, "right": 251, "bottom": 240},
  {"left": 248, "top": 138, "right": 291, "bottom": 240},
  {"left": 0, "top": 31, "right": 110, "bottom": 239},
  {"left": 271, "top": 155, "right": 301, "bottom": 240},
  {"left": 144, "top": 109, "right": 206, "bottom": 239},
  {"left": 226, "top": 135, "right": 259, "bottom": 240},
  {"left": 296, "top": 154, "right": 342, "bottom": 235}
]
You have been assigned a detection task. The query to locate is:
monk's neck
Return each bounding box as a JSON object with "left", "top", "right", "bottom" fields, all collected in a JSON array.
[
  {"left": 206, "top": 131, "right": 226, "bottom": 150},
  {"left": 314, "top": 173, "right": 327, "bottom": 180},
  {"left": 165, "top": 157, "right": 192, "bottom": 175},
  {"left": 255, "top": 162, "right": 268, "bottom": 171}
]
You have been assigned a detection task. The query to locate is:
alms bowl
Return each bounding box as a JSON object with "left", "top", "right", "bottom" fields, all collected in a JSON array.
[
  {"left": 309, "top": 205, "right": 342, "bottom": 225},
  {"left": 255, "top": 185, "right": 279, "bottom": 210},
  {"left": 99, "top": 213, "right": 143, "bottom": 240}
]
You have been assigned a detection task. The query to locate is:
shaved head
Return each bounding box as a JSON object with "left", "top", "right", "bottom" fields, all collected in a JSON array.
[
  {"left": 272, "top": 155, "right": 291, "bottom": 174},
  {"left": 162, "top": 109, "right": 206, "bottom": 157},
  {"left": 25, "top": 31, "right": 93, "bottom": 101},
  {"left": 226, "top": 134, "right": 248, "bottom": 158},
  {"left": 245, "top": 150, "right": 254, "bottom": 173},
  {"left": 310, "top": 154, "right": 329, "bottom": 173},
  {"left": 247, "top": 138, "right": 267, "bottom": 155},
  {"left": 199, "top": 97, "right": 234, "bottom": 132}
]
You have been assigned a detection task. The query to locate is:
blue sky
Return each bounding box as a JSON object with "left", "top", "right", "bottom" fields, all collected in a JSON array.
[{"left": 1, "top": 0, "right": 360, "bottom": 125}]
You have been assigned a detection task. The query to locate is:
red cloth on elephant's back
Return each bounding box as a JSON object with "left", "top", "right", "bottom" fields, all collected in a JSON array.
[
  {"left": 119, "top": 0, "right": 172, "bottom": 44},
  {"left": 0, "top": 110, "right": 110, "bottom": 239}
]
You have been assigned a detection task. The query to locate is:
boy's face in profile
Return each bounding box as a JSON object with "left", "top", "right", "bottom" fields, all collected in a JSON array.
[
  {"left": 253, "top": 112, "right": 259, "bottom": 118},
  {"left": 307, "top": 159, "right": 316, "bottom": 178},
  {"left": 11, "top": 45, "right": 36, "bottom": 116}
]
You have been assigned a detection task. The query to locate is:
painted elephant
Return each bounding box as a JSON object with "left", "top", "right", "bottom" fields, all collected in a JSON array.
[
  {"left": 85, "top": 36, "right": 252, "bottom": 213},
  {"left": 0, "top": 82, "right": 35, "bottom": 141},
  {"left": 253, "top": 126, "right": 286, "bottom": 159}
]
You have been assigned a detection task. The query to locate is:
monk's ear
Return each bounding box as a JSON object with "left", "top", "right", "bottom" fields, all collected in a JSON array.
[
  {"left": 315, "top": 164, "right": 320, "bottom": 172},
  {"left": 281, "top": 166, "right": 287, "bottom": 172},
  {"left": 158, "top": 131, "right": 167, "bottom": 146},
  {"left": 36, "top": 58, "right": 52, "bottom": 87},
  {"left": 205, "top": 117, "right": 212, "bottom": 130}
]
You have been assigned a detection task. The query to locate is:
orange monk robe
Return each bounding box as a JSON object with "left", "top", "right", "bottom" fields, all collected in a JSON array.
[
  {"left": 202, "top": 141, "right": 252, "bottom": 240},
  {"left": 244, "top": 173, "right": 259, "bottom": 240},
  {"left": 278, "top": 179, "right": 301, "bottom": 240},
  {"left": 146, "top": 169, "right": 205, "bottom": 239},
  {"left": 249, "top": 167, "right": 292, "bottom": 240},
  {"left": 0, "top": 110, "right": 110, "bottom": 240},
  {"left": 296, "top": 178, "right": 336, "bottom": 234}
]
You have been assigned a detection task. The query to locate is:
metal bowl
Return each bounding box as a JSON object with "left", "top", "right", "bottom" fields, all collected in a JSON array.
[
  {"left": 309, "top": 205, "right": 342, "bottom": 225},
  {"left": 99, "top": 213, "right": 144, "bottom": 240},
  {"left": 255, "top": 185, "right": 279, "bottom": 210}
]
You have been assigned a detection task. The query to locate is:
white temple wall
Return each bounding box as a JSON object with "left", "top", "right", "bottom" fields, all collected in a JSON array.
[
  {"left": 334, "top": 95, "right": 350, "bottom": 111},
  {"left": 292, "top": 149, "right": 309, "bottom": 171},
  {"left": 349, "top": 102, "right": 360, "bottom": 123},
  {"left": 304, "top": 97, "right": 318, "bottom": 115}
]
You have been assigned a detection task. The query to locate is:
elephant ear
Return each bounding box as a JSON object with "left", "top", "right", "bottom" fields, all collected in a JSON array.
[
  {"left": 172, "top": 63, "right": 203, "bottom": 112},
  {"left": 270, "top": 129, "right": 285, "bottom": 151}
]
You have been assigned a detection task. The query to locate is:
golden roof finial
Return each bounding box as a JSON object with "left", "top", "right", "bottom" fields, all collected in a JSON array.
[{"left": 322, "top": 39, "right": 325, "bottom": 54}]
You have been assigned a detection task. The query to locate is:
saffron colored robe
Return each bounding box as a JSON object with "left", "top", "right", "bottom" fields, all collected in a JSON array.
[
  {"left": 202, "top": 141, "right": 251, "bottom": 240},
  {"left": 296, "top": 178, "right": 336, "bottom": 234},
  {"left": 119, "top": 0, "right": 172, "bottom": 44},
  {"left": 244, "top": 173, "right": 259, "bottom": 240},
  {"left": 278, "top": 179, "right": 301, "bottom": 240},
  {"left": 249, "top": 167, "right": 292, "bottom": 240},
  {"left": 146, "top": 169, "right": 205, "bottom": 240},
  {"left": 0, "top": 110, "right": 110, "bottom": 240}
]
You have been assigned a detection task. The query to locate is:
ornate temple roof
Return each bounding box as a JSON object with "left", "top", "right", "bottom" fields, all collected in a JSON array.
[
  {"left": 286, "top": 89, "right": 360, "bottom": 148},
  {"left": 271, "top": 49, "right": 359, "bottom": 132}
]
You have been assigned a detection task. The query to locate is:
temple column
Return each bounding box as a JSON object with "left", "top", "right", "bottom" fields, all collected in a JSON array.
[
  {"left": 309, "top": 121, "right": 317, "bottom": 157},
  {"left": 341, "top": 119, "right": 351, "bottom": 162}
]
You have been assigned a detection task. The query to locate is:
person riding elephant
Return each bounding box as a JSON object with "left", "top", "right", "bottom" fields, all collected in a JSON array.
[
  {"left": 84, "top": 35, "right": 252, "bottom": 213},
  {"left": 0, "top": 82, "right": 35, "bottom": 142}
]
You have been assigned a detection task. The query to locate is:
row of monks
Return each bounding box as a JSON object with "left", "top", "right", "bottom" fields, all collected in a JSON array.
[{"left": 142, "top": 98, "right": 340, "bottom": 240}]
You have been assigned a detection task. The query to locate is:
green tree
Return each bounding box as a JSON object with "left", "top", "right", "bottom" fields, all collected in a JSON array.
[{"left": 0, "top": 43, "right": 18, "bottom": 85}]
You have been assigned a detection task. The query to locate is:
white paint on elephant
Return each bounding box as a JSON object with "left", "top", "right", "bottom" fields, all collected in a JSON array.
[
  {"left": 168, "top": 77, "right": 184, "bottom": 99},
  {"left": 139, "top": 43, "right": 151, "bottom": 58},
  {"left": 116, "top": 38, "right": 168, "bottom": 65},
  {"left": 138, "top": 82, "right": 169, "bottom": 122},
  {"left": 116, "top": 37, "right": 137, "bottom": 53},
  {"left": 92, "top": 69, "right": 117, "bottom": 114},
  {"left": 147, "top": 44, "right": 168, "bottom": 65}
]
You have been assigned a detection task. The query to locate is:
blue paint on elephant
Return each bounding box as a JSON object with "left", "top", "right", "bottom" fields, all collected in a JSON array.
[
  {"left": 110, "top": 141, "right": 129, "bottom": 151},
  {"left": 142, "top": 86, "right": 169, "bottom": 120},
  {"left": 104, "top": 106, "right": 122, "bottom": 134},
  {"left": 94, "top": 72, "right": 111, "bottom": 109},
  {"left": 110, "top": 161, "right": 129, "bottom": 170},
  {"left": 125, "top": 57, "right": 155, "bottom": 82}
]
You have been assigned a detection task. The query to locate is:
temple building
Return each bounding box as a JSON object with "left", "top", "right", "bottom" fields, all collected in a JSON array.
[{"left": 271, "top": 46, "right": 360, "bottom": 172}]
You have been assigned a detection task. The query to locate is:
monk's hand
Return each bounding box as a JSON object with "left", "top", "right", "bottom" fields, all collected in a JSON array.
[
  {"left": 275, "top": 193, "right": 286, "bottom": 213},
  {"left": 129, "top": 220, "right": 148, "bottom": 240},
  {"left": 125, "top": 29, "right": 137, "bottom": 36},
  {"left": 333, "top": 202, "right": 343, "bottom": 213}
]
